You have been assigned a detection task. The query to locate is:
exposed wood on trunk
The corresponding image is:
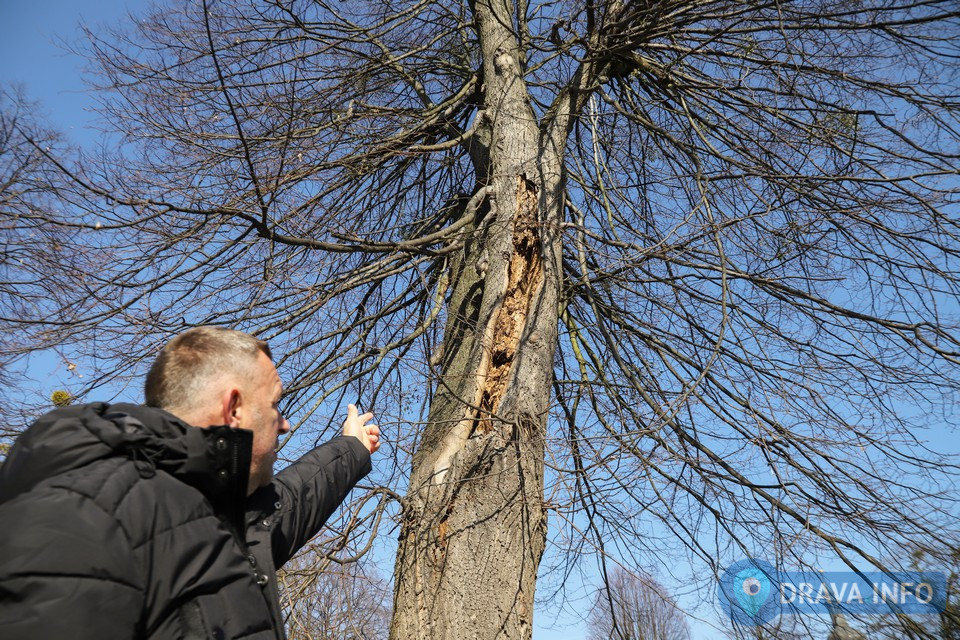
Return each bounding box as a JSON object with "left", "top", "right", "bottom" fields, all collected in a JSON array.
[
  {"left": 476, "top": 175, "right": 542, "bottom": 434},
  {"left": 390, "top": 0, "right": 561, "bottom": 637},
  {"left": 391, "top": 166, "right": 557, "bottom": 639}
]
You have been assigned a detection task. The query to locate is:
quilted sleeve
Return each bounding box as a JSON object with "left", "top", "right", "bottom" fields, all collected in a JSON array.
[{"left": 267, "top": 436, "right": 371, "bottom": 567}]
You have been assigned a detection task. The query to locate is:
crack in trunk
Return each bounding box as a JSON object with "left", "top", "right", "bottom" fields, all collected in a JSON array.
[
  {"left": 475, "top": 174, "right": 543, "bottom": 435},
  {"left": 392, "top": 169, "right": 554, "bottom": 639}
]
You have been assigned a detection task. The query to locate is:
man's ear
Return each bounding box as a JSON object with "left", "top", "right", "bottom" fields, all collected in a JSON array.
[{"left": 224, "top": 388, "right": 243, "bottom": 428}]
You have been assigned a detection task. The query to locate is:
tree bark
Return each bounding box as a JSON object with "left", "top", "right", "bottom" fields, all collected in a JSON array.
[{"left": 390, "top": 1, "right": 565, "bottom": 637}]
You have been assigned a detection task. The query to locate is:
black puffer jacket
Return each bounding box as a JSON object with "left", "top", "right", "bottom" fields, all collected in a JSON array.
[{"left": 0, "top": 402, "right": 371, "bottom": 639}]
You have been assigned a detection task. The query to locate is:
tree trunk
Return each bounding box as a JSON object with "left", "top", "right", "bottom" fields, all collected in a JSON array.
[{"left": 390, "top": 1, "right": 565, "bottom": 637}]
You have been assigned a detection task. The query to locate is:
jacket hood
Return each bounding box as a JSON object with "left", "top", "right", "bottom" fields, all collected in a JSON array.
[{"left": 0, "top": 402, "right": 252, "bottom": 516}]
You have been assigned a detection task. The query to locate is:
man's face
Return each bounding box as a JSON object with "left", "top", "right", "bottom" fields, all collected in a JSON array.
[{"left": 244, "top": 350, "right": 290, "bottom": 491}]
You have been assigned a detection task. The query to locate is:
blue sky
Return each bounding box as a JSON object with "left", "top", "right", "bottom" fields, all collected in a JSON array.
[
  {"left": 0, "top": 0, "right": 136, "bottom": 134},
  {"left": 3, "top": 3, "right": 956, "bottom": 640}
]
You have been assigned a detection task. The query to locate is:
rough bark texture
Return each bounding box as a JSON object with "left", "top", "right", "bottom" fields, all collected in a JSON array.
[{"left": 389, "top": 0, "right": 565, "bottom": 637}]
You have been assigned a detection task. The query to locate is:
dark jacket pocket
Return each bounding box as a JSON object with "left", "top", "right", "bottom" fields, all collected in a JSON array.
[{"left": 178, "top": 599, "right": 225, "bottom": 640}]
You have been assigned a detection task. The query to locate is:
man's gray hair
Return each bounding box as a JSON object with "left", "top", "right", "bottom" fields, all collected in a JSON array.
[{"left": 145, "top": 326, "right": 272, "bottom": 414}]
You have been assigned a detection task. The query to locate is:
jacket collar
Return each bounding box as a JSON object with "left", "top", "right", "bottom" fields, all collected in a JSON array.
[{"left": 108, "top": 403, "right": 253, "bottom": 529}]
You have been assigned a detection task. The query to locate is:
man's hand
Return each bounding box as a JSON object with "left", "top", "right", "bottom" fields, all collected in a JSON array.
[{"left": 343, "top": 404, "right": 380, "bottom": 455}]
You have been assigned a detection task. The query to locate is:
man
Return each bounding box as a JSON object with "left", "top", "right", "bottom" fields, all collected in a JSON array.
[{"left": 0, "top": 326, "right": 380, "bottom": 639}]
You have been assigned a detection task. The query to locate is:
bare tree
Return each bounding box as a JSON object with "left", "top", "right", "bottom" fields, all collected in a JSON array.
[
  {"left": 0, "top": 89, "right": 86, "bottom": 442},
  {"left": 588, "top": 567, "right": 690, "bottom": 640},
  {"left": 2, "top": 0, "right": 960, "bottom": 638},
  {"left": 864, "top": 545, "right": 960, "bottom": 640},
  {"left": 279, "top": 547, "right": 390, "bottom": 640},
  {"left": 723, "top": 617, "right": 812, "bottom": 640}
]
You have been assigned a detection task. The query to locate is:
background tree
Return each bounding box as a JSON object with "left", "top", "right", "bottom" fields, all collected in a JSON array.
[
  {"left": 1, "top": 0, "right": 960, "bottom": 638},
  {"left": 0, "top": 89, "right": 83, "bottom": 449},
  {"left": 722, "top": 617, "right": 811, "bottom": 640},
  {"left": 863, "top": 545, "right": 960, "bottom": 640},
  {"left": 279, "top": 547, "right": 391, "bottom": 640},
  {"left": 588, "top": 567, "right": 690, "bottom": 640}
]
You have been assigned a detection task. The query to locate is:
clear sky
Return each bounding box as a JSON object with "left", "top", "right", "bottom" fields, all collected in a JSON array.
[
  {"left": 0, "top": 0, "right": 135, "bottom": 133},
  {"left": 3, "top": 4, "right": 955, "bottom": 640}
]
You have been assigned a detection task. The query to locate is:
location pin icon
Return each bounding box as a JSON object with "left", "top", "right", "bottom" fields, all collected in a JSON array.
[{"left": 734, "top": 568, "right": 771, "bottom": 616}]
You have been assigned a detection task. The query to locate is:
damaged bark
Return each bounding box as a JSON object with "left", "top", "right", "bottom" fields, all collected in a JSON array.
[
  {"left": 390, "top": 0, "right": 568, "bottom": 636},
  {"left": 391, "top": 160, "right": 565, "bottom": 640},
  {"left": 476, "top": 175, "right": 542, "bottom": 435},
  {"left": 390, "top": 172, "right": 556, "bottom": 639}
]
